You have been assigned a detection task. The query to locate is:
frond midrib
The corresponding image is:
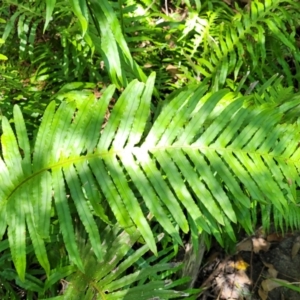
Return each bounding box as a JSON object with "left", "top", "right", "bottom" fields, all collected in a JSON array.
[{"left": 5, "top": 143, "right": 295, "bottom": 202}]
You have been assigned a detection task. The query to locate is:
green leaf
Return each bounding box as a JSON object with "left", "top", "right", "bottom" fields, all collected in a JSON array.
[
  {"left": 7, "top": 188, "right": 27, "bottom": 281},
  {"left": 31, "top": 172, "right": 52, "bottom": 239},
  {"left": 52, "top": 168, "right": 84, "bottom": 272},
  {"left": 0, "top": 53, "right": 8, "bottom": 60},
  {"left": 119, "top": 152, "right": 181, "bottom": 242},
  {"left": 13, "top": 106, "right": 31, "bottom": 176},
  {"left": 64, "top": 164, "right": 102, "bottom": 261},
  {"left": 26, "top": 211, "right": 50, "bottom": 276},
  {"left": 32, "top": 101, "right": 56, "bottom": 171},
  {"left": 69, "top": 0, "right": 88, "bottom": 35},
  {"left": 44, "top": 0, "right": 56, "bottom": 33},
  {"left": 1, "top": 117, "right": 24, "bottom": 184},
  {"left": 104, "top": 155, "right": 156, "bottom": 254}
]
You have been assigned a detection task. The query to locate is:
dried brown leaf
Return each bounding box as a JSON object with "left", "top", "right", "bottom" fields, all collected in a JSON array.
[
  {"left": 291, "top": 236, "right": 300, "bottom": 259},
  {"left": 261, "top": 278, "right": 290, "bottom": 292},
  {"left": 268, "top": 266, "right": 278, "bottom": 278},
  {"left": 166, "top": 64, "right": 181, "bottom": 76},
  {"left": 255, "top": 226, "right": 266, "bottom": 238},
  {"left": 216, "top": 270, "right": 251, "bottom": 299},
  {"left": 261, "top": 260, "right": 278, "bottom": 277},
  {"left": 258, "top": 286, "right": 268, "bottom": 300},
  {"left": 236, "top": 238, "right": 253, "bottom": 252},
  {"left": 252, "top": 237, "right": 270, "bottom": 253},
  {"left": 267, "top": 233, "right": 284, "bottom": 242}
]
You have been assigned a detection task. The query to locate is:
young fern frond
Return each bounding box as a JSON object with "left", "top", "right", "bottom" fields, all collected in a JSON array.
[
  {"left": 41, "top": 226, "right": 189, "bottom": 300},
  {"left": 1, "top": 72, "right": 300, "bottom": 280}
]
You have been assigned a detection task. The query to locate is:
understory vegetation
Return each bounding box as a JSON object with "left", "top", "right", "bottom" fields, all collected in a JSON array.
[{"left": 1, "top": 0, "right": 300, "bottom": 298}]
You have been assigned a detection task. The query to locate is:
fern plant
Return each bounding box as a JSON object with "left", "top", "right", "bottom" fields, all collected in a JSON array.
[
  {"left": 1, "top": 72, "right": 300, "bottom": 283},
  {"left": 0, "top": 224, "right": 191, "bottom": 299},
  {"left": 181, "top": 0, "right": 300, "bottom": 90},
  {"left": 44, "top": 226, "right": 192, "bottom": 300}
]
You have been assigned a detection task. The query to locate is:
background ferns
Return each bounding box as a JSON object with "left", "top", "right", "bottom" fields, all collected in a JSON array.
[{"left": 181, "top": 0, "right": 300, "bottom": 89}]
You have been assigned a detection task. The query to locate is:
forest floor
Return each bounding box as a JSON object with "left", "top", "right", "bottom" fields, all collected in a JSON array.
[{"left": 197, "top": 230, "right": 300, "bottom": 299}]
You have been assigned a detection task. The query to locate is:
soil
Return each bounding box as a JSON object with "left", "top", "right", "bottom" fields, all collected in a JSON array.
[{"left": 196, "top": 231, "right": 300, "bottom": 299}]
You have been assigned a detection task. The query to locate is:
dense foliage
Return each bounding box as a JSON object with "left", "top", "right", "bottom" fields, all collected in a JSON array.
[{"left": 1, "top": 0, "right": 300, "bottom": 298}]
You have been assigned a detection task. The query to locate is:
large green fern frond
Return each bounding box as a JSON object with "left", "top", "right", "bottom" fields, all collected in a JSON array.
[{"left": 1, "top": 72, "right": 300, "bottom": 280}]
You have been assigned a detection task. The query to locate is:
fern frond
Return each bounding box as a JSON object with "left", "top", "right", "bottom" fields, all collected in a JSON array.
[
  {"left": 184, "top": 0, "right": 300, "bottom": 88},
  {"left": 88, "top": 0, "right": 148, "bottom": 87},
  {"left": 51, "top": 226, "right": 190, "bottom": 300},
  {"left": 2, "top": 73, "right": 300, "bottom": 279}
]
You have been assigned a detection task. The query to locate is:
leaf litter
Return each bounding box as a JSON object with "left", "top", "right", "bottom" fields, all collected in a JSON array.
[{"left": 196, "top": 230, "right": 300, "bottom": 299}]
